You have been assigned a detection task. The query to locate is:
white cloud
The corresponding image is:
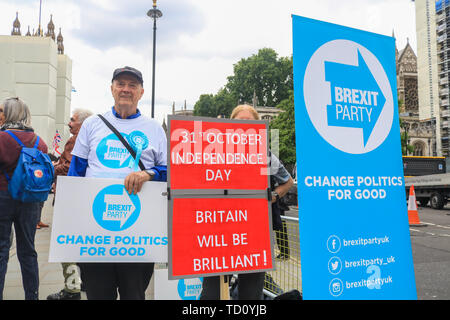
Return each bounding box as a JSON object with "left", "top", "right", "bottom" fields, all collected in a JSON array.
[{"left": 1, "top": 0, "right": 417, "bottom": 126}]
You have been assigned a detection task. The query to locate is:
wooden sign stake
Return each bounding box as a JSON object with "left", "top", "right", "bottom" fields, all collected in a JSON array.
[{"left": 220, "top": 275, "right": 230, "bottom": 300}]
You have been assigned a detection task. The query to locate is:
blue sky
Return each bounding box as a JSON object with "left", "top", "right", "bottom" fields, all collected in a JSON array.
[{"left": 0, "top": 0, "right": 416, "bottom": 124}]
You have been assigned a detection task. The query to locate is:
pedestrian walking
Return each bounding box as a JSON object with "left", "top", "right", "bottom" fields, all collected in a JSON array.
[{"left": 0, "top": 97, "right": 51, "bottom": 300}]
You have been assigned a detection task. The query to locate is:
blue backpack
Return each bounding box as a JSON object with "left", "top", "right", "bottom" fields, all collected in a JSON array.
[{"left": 3, "top": 130, "right": 54, "bottom": 203}]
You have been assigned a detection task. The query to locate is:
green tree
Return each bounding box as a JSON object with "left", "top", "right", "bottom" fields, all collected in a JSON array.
[
  {"left": 193, "top": 94, "right": 216, "bottom": 117},
  {"left": 213, "top": 88, "right": 236, "bottom": 118},
  {"left": 400, "top": 119, "right": 415, "bottom": 156},
  {"left": 193, "top": 48, "right": 293, "bottom": 118},
  {"left": 226, "top": 48, "right": 293, "bottom": 107},
  {"left": 398, "top": 99, "right": 414, "bottom": 156},
  {"left": 192, "top": 48, "right": 295, "bottom": 167},
  {"left": 270, "top": 90, "right": 296, "bottom": 168},
  {"left": 193, "top": 89, "right": 236, "bottom": 118}
]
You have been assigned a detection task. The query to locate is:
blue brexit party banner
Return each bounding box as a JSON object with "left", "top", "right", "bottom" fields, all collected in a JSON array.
[{"left": 292, "top": 15, "right": 417, "bottom": 299}]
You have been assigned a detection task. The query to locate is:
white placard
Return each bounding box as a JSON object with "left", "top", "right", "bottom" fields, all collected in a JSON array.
[
  {"left": 49, "top": 176, "right": 168, "bottom": 262},
  {"left": 154, "top": 268, "right": 203, "bottom": 300}
]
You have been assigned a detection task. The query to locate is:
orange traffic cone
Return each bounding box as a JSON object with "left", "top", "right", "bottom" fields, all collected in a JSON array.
[{"left": 407, "top": 185, "right": 425, "bottom": 227}]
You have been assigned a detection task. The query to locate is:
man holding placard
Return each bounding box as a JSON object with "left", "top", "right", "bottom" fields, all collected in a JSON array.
[{"left": 67, "top": 66, "right": 167, "bottom": 300}]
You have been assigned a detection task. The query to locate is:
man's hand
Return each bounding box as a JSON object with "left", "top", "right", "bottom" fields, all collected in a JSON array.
[
  {"left": 124, "top": 171, "right": 152, "bottom": 195},
  {"left": 271, "top": 194, "right": 277, "bottom": 203}
]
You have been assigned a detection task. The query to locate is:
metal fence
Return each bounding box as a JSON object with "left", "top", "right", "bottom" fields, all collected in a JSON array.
[{"left": 264, "top": 214, "right": 302, "bottom": 298}]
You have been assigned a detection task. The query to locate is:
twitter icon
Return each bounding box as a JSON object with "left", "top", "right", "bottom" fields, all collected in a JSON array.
[{"left": 328, "top": 257, "right": 342, "bottom": 275}]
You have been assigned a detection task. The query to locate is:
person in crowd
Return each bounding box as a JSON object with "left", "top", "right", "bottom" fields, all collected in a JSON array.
[
  {"left": 46, "top": 108, "right": 93, "bottom": 300},
  {"left": 47, "top": 153, "right": 59, "bottom": 162},
  {"left": 68, "top": 66, "right": 167, "bottom": 300},
  {"left": 0, "top": 97, "right": 48, "bottom": 300},
  {"left": 199, "top": 104, "right": 294, "bottom": 300},
  {"left": 36, "top": 202, "right": 48, "bottom": 229}
]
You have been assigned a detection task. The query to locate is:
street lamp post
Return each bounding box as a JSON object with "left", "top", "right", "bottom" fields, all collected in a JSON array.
[{"left": 147, "top": 0, "right": 162, "bottom": 119}]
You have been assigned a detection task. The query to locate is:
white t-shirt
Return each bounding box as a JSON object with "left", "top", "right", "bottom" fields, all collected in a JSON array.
[{"left": 72, "top": 110, "right": 167, "bottom": 178}]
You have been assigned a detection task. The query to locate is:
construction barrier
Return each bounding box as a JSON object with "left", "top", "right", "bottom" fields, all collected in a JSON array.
[{"left": 264, "top": 213, "right": 302, "bottom": 298}]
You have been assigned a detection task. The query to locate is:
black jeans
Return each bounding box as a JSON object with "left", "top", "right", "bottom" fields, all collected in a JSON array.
[
  {"left": 0, "top": 191, "right": 40, "bottom": 300},
  {"left": 78, "top": 262, "right": 154, "bottom": 300}
]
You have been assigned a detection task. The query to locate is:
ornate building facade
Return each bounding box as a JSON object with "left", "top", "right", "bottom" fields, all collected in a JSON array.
[
  {"left": 1, "top": 12, "right": 72, "bottom": 148},
  {"left": 397, "top": 40, "right": 419, "bottom": 115},
  {"left": 397, "top": 37, "right": 436, "bottom": 156}
]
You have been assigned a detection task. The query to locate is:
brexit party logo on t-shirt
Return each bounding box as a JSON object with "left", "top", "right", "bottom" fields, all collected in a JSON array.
[
  {"left": 96, "top": 130, "right": 149, "bottom": 168},
  {"left": 92, "top": 184, "right": 141, "bottom": 231}
]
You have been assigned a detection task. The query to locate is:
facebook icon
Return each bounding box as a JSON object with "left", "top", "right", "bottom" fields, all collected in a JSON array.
[{"left": 327, "top": 235, "right": 341, "bottom": 253}]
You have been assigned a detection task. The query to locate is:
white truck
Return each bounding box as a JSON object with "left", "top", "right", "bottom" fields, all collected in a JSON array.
[{"left": 405, "top": 173, "right": 450, "bottom": 209}]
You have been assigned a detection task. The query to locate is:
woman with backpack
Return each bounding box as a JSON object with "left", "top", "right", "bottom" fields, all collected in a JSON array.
[{"left": 0, "top": 97, "right": 49, "bottom": 300}]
